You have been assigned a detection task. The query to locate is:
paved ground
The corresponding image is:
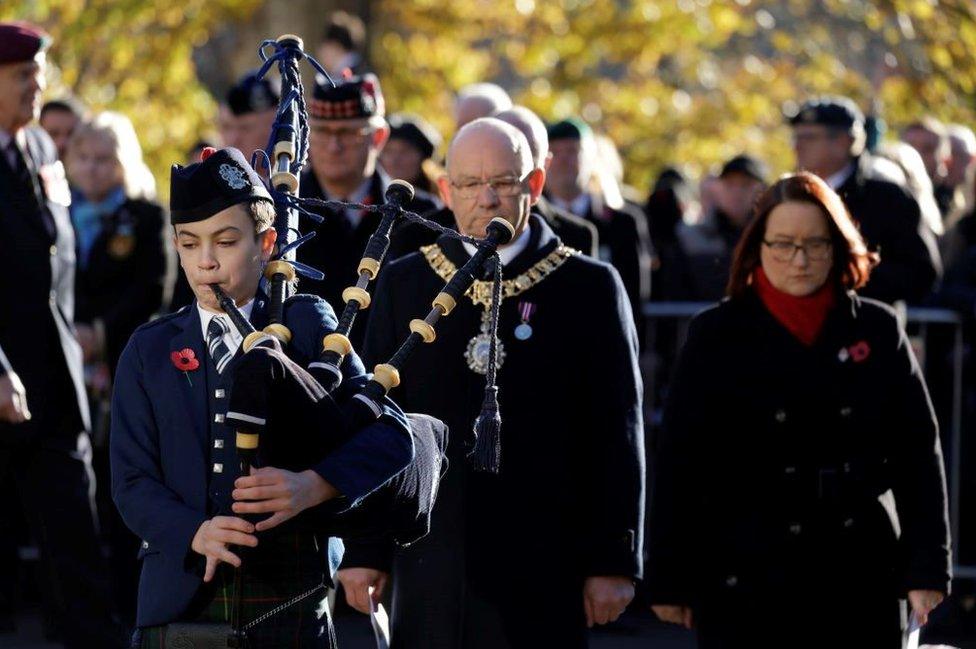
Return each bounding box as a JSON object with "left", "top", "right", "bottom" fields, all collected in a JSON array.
[
  {"left": 3, "top": 608, "right": 697, "bottom": 649},
  {"left": 7, "top": 604, "right": 976, "bottom": 648}
]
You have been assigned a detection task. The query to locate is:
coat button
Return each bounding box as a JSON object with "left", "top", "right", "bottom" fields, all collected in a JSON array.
[
  {"left": 213, "top": 463, "right": 223, "bottom": 473},
  {"left": 774, "top": 409, "right": 787, "bottom": 423},
  {"left": 214, "top": 414, "right": 225, "bottom": 423},
  {"left": 214, "top": 439, "right": 224, "bottom": 449},
  {"left": 843, "top": 518, "right": 854, "bottom": 528},
  {"left": 141, "top": 540, "right": 149, "bottom": 549},
  {"left": 215, "top": 389, "right": 225, "bottom": 398},
  {"left": 725, "top": 575, "right": 738, "bottom": 587},
  {"left": 789, "top": 523, "right": 802, "bottom": 535},
  {"left": 840, "top": 406, "right": 852, "bottom": 417},
  {"left": 49, "top": 245, "right": 57, "bottom": 256}
]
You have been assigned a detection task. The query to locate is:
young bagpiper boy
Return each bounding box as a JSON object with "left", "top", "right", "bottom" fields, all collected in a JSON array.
[{"left": 111, "top": 147, "right": 414, "bottom": 647}]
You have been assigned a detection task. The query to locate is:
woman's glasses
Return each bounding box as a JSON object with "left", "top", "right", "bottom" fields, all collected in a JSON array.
[{"left": 762, "top": 237, "right": 833, "bottom": 262}]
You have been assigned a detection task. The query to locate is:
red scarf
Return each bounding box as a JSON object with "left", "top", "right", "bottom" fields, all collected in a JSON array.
[{"left": 753, "top": 267, "right": 836, "bottom": 346}]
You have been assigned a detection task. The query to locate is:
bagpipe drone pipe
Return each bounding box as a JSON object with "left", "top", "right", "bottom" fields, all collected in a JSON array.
[
  {"left": 210, "top": 281, "right": 446, "bottom": 547},
  {"left": 216, "top": 33, "right": 519, "bottom": 542}
]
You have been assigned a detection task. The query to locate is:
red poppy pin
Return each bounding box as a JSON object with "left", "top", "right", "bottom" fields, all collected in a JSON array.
[
  {"left": 170, "top": 348, "right": 200, "bottom": 385},
  {"left": 848, "top": 340, "right": 871, "bottom": 363}
]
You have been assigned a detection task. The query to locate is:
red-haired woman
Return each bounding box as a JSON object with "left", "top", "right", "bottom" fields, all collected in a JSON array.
[{"left": 645, "top": 172, "right": 951, "bottom": 647}]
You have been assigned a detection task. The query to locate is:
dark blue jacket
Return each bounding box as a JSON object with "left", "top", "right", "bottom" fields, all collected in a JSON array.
[{"left": 111, "top": 292, "right": 412, "bottom": 627}]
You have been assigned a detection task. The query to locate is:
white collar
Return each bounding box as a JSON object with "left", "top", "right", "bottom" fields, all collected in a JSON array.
[
  {"left": 550, "top": 192, "right": 591, "bottom": 218},
  {"left": 0, "top": 127, "right": 27, "bottom": 150},
  {"left": 347, "top": 176, "right": 373, "bottom": 204},
  {"left": 462, "top": 223, "right": 532, "bottom": 267},
  {"left": 197, "top": 298, "right": 255, "bottom": 353},
  {"left": 825, "top": 161, "right": 856, "bottom": 190}
]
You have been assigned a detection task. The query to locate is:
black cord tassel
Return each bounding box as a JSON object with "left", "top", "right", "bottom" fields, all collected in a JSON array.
[
  {"left": 472, "top": 385, "right": 501, "bottom": 472},
  {"left": 471, "top": 254, "right": 504, "bottom": 473}
]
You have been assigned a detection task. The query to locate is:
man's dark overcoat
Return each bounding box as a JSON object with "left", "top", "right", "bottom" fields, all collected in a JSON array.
[
  {"left": 837, "top": 155, "right": 941, "bottom": 304},
  {"left": 296, "top": 169, "right": 437, "bottom": 348},
  {"left": 343, "top": 215, "right": 645, "bottom": 649}
]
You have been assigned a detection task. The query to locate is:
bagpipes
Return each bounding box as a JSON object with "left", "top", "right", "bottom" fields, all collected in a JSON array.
[
  {"left": 227, "top": 33, "right": 513, "bottom": 479},
  {"left": 208, "top": 33, "right": 515, "bottom": 645}
]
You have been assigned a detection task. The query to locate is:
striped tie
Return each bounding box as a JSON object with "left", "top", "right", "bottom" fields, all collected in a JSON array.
[{"left": 207, "top": 316, "right": 233, "bottom": 374}]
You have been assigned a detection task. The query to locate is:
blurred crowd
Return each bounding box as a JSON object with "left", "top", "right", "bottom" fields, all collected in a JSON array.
[{"left": 4, "top": 10, "right": 976, "bottom": 647}]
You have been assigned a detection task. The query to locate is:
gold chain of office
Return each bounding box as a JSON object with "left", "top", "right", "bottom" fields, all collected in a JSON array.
[{"left": 420, "top": 243, "right": 579, "bottom": 308}]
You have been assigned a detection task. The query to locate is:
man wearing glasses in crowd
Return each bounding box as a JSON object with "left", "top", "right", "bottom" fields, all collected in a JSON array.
[
  {"left": 297, "top": 73, "right": 437, "bottom": 346},
  {"left": 789, "top": 96, "right": 941, "bottom": 304},
  {"left": 338, "top": 117, "right": 645, "bottom": 649}
]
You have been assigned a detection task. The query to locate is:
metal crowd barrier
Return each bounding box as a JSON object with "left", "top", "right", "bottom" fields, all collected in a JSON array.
[{"left": 641, "top": 301, "right": 973, "bottom": 581}]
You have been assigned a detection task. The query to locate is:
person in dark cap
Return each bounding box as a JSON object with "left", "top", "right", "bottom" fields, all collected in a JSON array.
[
  {"left": 39, "top": 96, "right": 86, "bottom": 160},
  {"left": 165, "top": 71, "right": 282, "bottom": 312},
  {"left": 0, "top": 20, "right": 126, "bottom": 647},
  {"left": 338, "top": 117, "right": 644, "bottom": 649},
  {"left": 545, "top": 117, "right": 652, "bottom": 318},
  {"left": 789, "top": 95, "right": 941, "bottom": 303},
  {"left": 668, "top": 154, "right": 768, "bottom": 301},
  {"left": 217, "top": 70, "right": 280, "bottom": 167},
  {"left": 496, "top": 106, "right": 599, "bottom": 257},
  {"left": 317, "top": 11, "right": 369, "bottom": 80},
  {"left": 111, "top": 146, "right": 415, "bottom": 647},
  {"left": 298, "top": 73, "right": 437, "bottom": 347},
  {"left": 381, "top": 112, "right": 442, "bottom": 194}
]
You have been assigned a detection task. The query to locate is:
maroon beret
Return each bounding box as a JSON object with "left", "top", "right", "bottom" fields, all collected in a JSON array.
[{"left": 0, "top": 22, "right": 51, "bottom": 65}]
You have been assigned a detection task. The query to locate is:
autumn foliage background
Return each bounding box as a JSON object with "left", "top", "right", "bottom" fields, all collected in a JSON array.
[{"left": 3, "top": 0, "right": 975, "bottom": 197}]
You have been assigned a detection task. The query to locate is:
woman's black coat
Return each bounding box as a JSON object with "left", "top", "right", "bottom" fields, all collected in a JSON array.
[
  {"left": 75, "top": 197, "right": 168, "bottom": 374},
  {"left": 645, "top": 289, "right": 951, "bottom": 647}
]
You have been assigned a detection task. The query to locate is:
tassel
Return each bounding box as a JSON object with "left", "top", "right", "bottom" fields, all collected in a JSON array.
[
  {"left": 472, "top": 386, "right": 502, "bottom": 473},
  {"left": 470, "top": 253, "right": 504, "bottom": 473}
]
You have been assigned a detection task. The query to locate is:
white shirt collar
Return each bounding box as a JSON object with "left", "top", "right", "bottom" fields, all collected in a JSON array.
[
  {"left": 347, "top": 176, "right": 373, "bottom": 204},
  {"left": 550, "top": 192, "right": 591, "bottom": 218},
  {"left": 462, "top": 223, "right": 532, "bottom": 267},
  {"left": 825, "top": 161, "right": 856, "bottom": 190},
  {"left": 197, "top": 299, "right": 256, "bottom": 356},
  {"left": 0, "top": 128, "right": 25, "bottom": 169}
]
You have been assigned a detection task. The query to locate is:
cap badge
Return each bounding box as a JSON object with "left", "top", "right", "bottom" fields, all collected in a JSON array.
[{"left": 219, "top": 163, "right": 247, "bottom": 190}]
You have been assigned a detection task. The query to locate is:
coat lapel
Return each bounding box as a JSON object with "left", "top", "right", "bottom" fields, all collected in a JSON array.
[
  {"left": 169, "top": 305, "right": 210, "bottom": 454},
  {"left": 0, "top": 137, "right": 51, "bottom": 241}
]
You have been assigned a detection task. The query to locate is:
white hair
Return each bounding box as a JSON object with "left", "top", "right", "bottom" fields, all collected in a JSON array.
[
  {"left": 456, "top": 83, "right": 512, "bottom": 110},
  {"left": 494, "top": 105, "right": 548, "bottom": 168},
  {"left": 68, "top": 111, "right": 156, "bottom": 200}
]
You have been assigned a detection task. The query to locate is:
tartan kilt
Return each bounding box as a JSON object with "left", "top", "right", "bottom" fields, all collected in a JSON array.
[{"left": 136, "top": 530, "right": 335, "bottom": 648}]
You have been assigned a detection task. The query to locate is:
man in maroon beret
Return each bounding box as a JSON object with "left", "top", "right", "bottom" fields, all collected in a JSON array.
[{"left": 0, "top": 21, "right": 125, "bottom": 647}]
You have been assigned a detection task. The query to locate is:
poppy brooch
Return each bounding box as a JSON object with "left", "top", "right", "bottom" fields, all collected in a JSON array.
[
  {"left": 838, "top": 340, "right": 871, "bottom": 364},
  {"left": 170, "top": 348, "right": 200, "bottom": 385}
]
